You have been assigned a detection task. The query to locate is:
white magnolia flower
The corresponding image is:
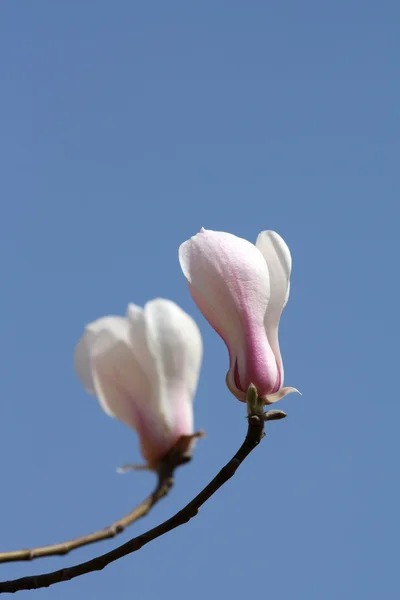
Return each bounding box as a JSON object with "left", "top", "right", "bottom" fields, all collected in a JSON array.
[{"left": 75, "top": 298, "right": 203, "bottom": 469}]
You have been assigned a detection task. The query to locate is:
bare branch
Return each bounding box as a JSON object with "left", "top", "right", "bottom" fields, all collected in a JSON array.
[
  {"left": 0, "top": 436, "right": 196, "bottom": 565},
  {"left": 0, "top": 413, "right": 266, "bottom": 593}
]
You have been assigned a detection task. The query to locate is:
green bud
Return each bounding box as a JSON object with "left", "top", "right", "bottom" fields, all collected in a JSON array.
[
  {"left": 263, "top": 409, "right": 288, "bottom": 422},
  {"left": 246, "top": 383, "right": 265, "bottom": 417}
]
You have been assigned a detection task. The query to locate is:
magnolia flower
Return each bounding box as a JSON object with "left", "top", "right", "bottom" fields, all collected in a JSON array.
[
  {"left": 74, "top": 299, "right": 203, "bottom": 470},
  {"left": 179, "top": 228, "right": 298, "bottom": 404}
]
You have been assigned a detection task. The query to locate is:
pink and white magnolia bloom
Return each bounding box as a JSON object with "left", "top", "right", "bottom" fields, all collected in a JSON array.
[
  {"left": 179, "top": 228, "right": 298, "bottom": 404},
  {"left": 74, "top": 298, "right": 203, "bottom": 469}
]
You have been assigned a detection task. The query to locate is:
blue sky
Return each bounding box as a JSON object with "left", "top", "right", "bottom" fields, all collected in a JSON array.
[{"left": 0, "top": 1, "right": 399, "bottom": 598}]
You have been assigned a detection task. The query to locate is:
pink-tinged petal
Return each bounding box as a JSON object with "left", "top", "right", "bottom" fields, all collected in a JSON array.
[
  {"left": 255, "top": 230, "right": 291, "bottom": 384},
  {"left": 141, "top": 298, "right": 202, "bottom": 440},
  {"left": 179, "top": 229, "right": 279, "bottom": 400},
  {"left": 75, "top": 314, "right": 168, "bottom": 467},
  {"left": 89, "top": 324, "right": 173, "bottom": 467},
  {"left": 187, "top": 282, "right": 232, "bottom": 355}
]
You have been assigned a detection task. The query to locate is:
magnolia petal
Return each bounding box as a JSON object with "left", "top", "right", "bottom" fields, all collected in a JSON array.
[
  {"left": 188, "top": 282, "right": 251, "bottom": 399},
  {"left": 90, "top": 327, "right": 175, "bottom": 466},
  {"left": 89, "top": 324, "right": 149, "bottom": 427},
  {"left": 126, "top": 303, "right": 159, "bottom": 394},
  {"left": 179, "top": 229, "right": 279, "bottom": 399},
  {"left": 142, "top": 298, "right": 202, "bottom": 437},
  {"left": 74, "top": 316, "right": 130, "bottom": 399},
  {"left": 225, "top": 370, "right": 246, "bottom": 402},
  {"left": 179, "top": 230, "right": 251, "bottom": 356},
  {"left": 255, "top": 230, "right": 292, "bottom": 383},
  {"left": 263, "top": 386, "right": 301, "bottom": 404}
]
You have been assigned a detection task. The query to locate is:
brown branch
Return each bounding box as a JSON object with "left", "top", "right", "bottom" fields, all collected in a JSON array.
[
  {"left": 0, "top": 401, "right": 269, "bottom": 594},
  {"left": 0, "top": 438, "right": 195, "bottom": 565},
  {"left": 0, "top": 477, "right": 169, "bottom": 565}
]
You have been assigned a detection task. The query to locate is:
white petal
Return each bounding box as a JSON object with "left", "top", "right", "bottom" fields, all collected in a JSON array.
[
  {"left": 90, "top": 326, "right": 150, "bottom": 428},
  {"left": 141, "top": 298, "right": 202, "bottom": 434},
  {"left": 179, "top": 229, "right": 270, "bottom": 352},
  {"left": 74, "top": 316, "right": 129, "bottom": 396},
  {"left": 255, "top": 231, "right": 292, "bottom": 381},
  {"left": 126, "top": 302, "right": 159, "bottom": 397}
]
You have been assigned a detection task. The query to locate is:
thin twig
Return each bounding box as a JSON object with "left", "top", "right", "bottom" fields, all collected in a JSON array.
[
  {"left": 0, "top": 477, "right": 170, "bottom": 565},
  {"left": 0, "top": 408, "right": 266, "bottom": 594},
  {"left": 0, "top": 438, "right": 195, "bottom": 565}
]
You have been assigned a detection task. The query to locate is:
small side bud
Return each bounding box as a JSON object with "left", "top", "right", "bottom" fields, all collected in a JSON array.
[{"left": 263, "top": 409, "right": 288, "bottom": 422}]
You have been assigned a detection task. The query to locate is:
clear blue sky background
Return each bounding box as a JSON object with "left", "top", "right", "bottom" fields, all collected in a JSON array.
[{"left": 0, "top": 1, "right": 398, "bottom": 598}]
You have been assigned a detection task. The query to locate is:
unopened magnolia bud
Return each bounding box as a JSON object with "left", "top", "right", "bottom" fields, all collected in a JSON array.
[{"left": 179, "top": 229, "right": 298, "bottom": 406}]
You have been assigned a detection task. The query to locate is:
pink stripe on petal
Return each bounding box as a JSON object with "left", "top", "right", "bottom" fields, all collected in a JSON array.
[{"left": 236, "top": 323, "right": 281, "bottom": 396}]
